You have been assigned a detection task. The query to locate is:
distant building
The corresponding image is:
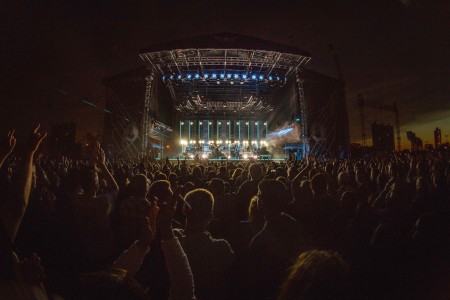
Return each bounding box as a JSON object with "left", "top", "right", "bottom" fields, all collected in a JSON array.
[
  {"left": 372, "top": 122, "right": 394, "bottom": 152},
  {"left": 434, "top": 127, "right": 442, "bottom": 149},
  {"left": 407, "top": 131, "right": 423, "bottom": 151}
]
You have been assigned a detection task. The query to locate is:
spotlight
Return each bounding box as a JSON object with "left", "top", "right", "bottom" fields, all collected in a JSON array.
[
  {"left": 189, "top": 154, "right": 194, "bottom": 159},
  {"left": 220, "top": 73, "right": 225, "bottom": 79},
  {"left": 242, "top": 74, "right": 247, "bottom": 79},
  {"left": 268, "top": 75, "right": 273, "bottom": 80},
  {"left": 162, "top": 75, "right": 166, "bottom": 80},
  {"left": 204, "top": 74, "right": 209, "bottom": 79},
  {"left": 177, "top": 75, "right": 182, "bottom": 80},
  {"left": 259, "top": 75, "right": 264, "bottom": 80},
  {"left": 212, "top": 73, "right": 217, "bottom": 78},
  {"left": 234, "top": 74, "right": 239, "bottom": 79},
  {"left": 251, "top": 74, "right": 257, "bottom": 80},
  {"left": 187, "top": 74, "right": 192, "bottom": 79},
  {"left": 243, "top": 154, "right": 248, "bottom": 159},
  {"left": 195, "top": 74, "right": 200, "bottom": 79},
  {"left": 216, "top": 80, "right": 221, "bottom": 85},
  {"left": 227, "top": 74, "right": 232, "bottom": 79},
  {"left": 240, "top": 81, "right": 244, "bottom": 85},
  {"left": 276, "top": 76, "right": 280, "bottom": 80},
  {"left": 230, "top": 80, "right": 234, "bottom": 85},
  {"left": 202, "top": 153, "right": 207, "bottom": 159}
]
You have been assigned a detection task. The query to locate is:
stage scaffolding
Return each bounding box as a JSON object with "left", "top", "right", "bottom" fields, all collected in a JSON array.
[{"left": 139, "top": 33, "right": 311, "bottom": 157}]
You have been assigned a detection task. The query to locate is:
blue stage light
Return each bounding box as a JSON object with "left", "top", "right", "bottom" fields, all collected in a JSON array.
[
  {"left": 187, "top": 74, "right": 192, "bottom": 79},
  {"left": 204, "top": 74, "right": 209, "bottom": 79},
  {"left": 251, "top": 75, "right": 257, "bottom": 80},
  {"left": 242, "top": 74, "right": 247, "bottom": 79},
  {"left": 212, "top": 73, "right": 217, "bottom": 78},
  {"left": 227, "top": 74, "right": 232, "bottom": 79},
  {"left": 276, "top": 76, "right": 280, "bottom": 81},
  {"left": 220, "top": 73, "right": 225, "bottom": 79},
  {"left": 195, "top": 74, "right": 200, "bottom": 79},
  {"left": 234, "top": 74, "right": 239, "bottom": 79},
  {"left": 169, "top": 75, "right": 174, "bottom": 80},
  {"left": 259, "top": 75, "right": 264, "bottom": 80},
  {"left": 268, "top": 75, "right": 273, "bottom": 80},
  {"left": 162, "top": 76, "right": 166, "bottom": 80},
  {"left": 177, "top": 75, "right": 182, "bottom": 80}
]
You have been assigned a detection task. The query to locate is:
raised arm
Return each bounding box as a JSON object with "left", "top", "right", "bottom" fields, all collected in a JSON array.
[
  {"left": 1, "top": 125, "right": 46, "bottom": 242},
  {"left": 95, "top": 142, "right": 119, "bottom": 193},
  {"left": 0, "top": 130, "right": 16, "bottom": 169}
]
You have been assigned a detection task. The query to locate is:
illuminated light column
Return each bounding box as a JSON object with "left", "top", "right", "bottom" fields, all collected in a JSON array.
[
  {"left": 217, "top": 121, "right": 220, "bottom": 141},
  {"left": 255, "top": 121, "right": 260, "bottom": 145},
  {"left": 264, "top": 121, "right": 268, "bottom": 139},
  {"left": 208, "top": 121, "right": 212, "bottom": 141},
  {"left": 188, "top": 121, "right": 192, "bottom": 143},
  {"left": 228, "top": 121, "right": 231, "bottom": 140},
  {"left": 246, "top": 121, "right": 250, "bottom": 141},
  {"left": 238, "top": 121, "right": 241, "bottom": 141},
  {"left": 179, "top": 121, "right": 184, "bottom": 142},
  {"left": 198, "top": 121, "right": 202, "bottom": 140}
]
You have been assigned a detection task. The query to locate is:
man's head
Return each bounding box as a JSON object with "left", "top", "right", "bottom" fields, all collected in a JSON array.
[
  {"left": 184, "top": 188, "right": 214, "bottom": 225},
  {"left": 257, "top": 179, "right": 289, "bottom": 216},
  {"left": 249, "top": 163, "right": 263, "bottom": 181}
]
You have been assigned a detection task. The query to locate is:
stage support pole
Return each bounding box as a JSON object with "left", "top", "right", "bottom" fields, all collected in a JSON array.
[
  {"left": 296, "top": 68, "right": 309, "bottom": 157},
  {"left": 142, "top": 70, "right": 155, "bottom": 157}
]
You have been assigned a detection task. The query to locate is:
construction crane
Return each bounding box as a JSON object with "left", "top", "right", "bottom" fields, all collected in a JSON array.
[{"left": 357, "top": 94, "right": 401, "bottom": 152}]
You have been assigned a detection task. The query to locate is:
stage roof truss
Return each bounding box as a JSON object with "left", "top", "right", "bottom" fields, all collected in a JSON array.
[{"left": 140, "top": 47, "right": 310, "bottom": 113}]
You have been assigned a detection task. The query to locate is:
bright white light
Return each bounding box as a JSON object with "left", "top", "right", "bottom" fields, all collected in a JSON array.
[
  {"left": 243, "top": 154, "right": 248, "bottom": 159},
  {"left": 218, "top": 122, "right": 222, "bottom": 125},
  {"left": 199, "top": 121, "right": 202, "bottom": 125},
  {"left": 189, "top": 154, "right": 194, "bottom": 159},
  {"left": 227, "top": 155, "right": 231, "bottom": 159},
  {"left": 202, "top": 154, "right": 207, "bottom": 159}
]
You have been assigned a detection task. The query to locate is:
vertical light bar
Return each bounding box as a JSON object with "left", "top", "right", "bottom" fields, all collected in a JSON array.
[
  {"left": 179, "top": 121, "right": 182, "bottom": 142},
  {"left": 207, "top": 121, "right": 210, "bottom": 141},
  {"left": 217, "top": 121, "right": 219, "bottom": 141},
  {"left": 248, "top": 120, "right": 250, "bottom": 141},
  {"left": 238, "top": 121, "right": 241, "bottom": 141},
  {"left": 188, "top": 121, "right": 191, "bottom": 142},
  {"left": 228, "top": 120, "right": 231, "bottom": 140},
  {"left": 266, "top": 121, "right": 268, "bottom": 139}
]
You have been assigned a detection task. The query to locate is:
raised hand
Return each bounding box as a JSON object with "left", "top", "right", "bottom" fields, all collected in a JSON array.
[
  {"left": 95, "top": 141, "right": 106, "bottom": 166},
  {"left": 137, "top": 204, "right": 159, "bottom": 249},
  {"left": 13, "top": 252, "right": 46, "bottom": 284},
  {"left": 1, "top": 130, "right": 17, "bottom": 155},
  {"left": 155, "top": 193, "right": 177, "bottom": 240},
  {"left": 27, "top": 124, "right": 47, "bottom": 154}
]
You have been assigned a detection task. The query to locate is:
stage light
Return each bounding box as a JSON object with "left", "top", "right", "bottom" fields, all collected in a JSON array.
[
  {"left": 190, "top": 122, "right": 194, "bottom": 125},
  {"left": 187, "top": 74, "right": 192, "bottom": 79},
  {"left": 264, "top": 122, "right": 267, "bottom": 125},
  {"left": 251, "top": 74, "right": 257, "bottom": 80},
  {"left": 234, "top": 74, "right": 239, "bottom": 79},
  {"left": 212, "top": 73, "right": 217, "bottom": 78},
  {"left": 209, "top": 122, "right": 212, "bottom": 125},
  {"left": 202, "top": 153, "right": 207, "bottom": 159},
  {"left": 295, "top": 117, "right": 301, "bottom": 122},
  {"left": 255, "top": 122, "right": 258, "bottom": 125},
  {"left": 268, "top": 75, "right": 273, "bottom": 80},
  {"left": 276, "top": 76, "right": 280, "bottom": 81},
  {"left": 162, "top": 76, "right": 166, "bottom": 80},
  {"left": 189, "top": 154, "right": 194, "bottom": 159},
  {"left": 218, "top": 122, "right": 222, "bottom": 125},
  {"left": 240, "top": 81, "right": 244, "bottom": 85},
  {"left": 199, "top": 121, "right": 203, "bottom": 125},
  {"left": 220, "top": 73, "right": 225, "bottom": 79},
  {"left": 243, "top": 154, "right": 248, "bottom": 159},
  {"left": 195, "top": 74, "right": 200, "bottom": 79},
  {"left": 204, "top": 74, "right": 209, "bottom": 79},
  {"left": 181, "top": 122, "right": 184, "bottom": 125},
  {"left": 226, "top": 122, "right": 230, "bottom": 125},
  {"left": 178, "top": 75, "right": 182, "bottom": 80},
  {"left": 216, "top": 80, "right": 221, "bottom": 85},
  {"left": 227, "top": 155, "right": 231, "bottom": 159},
  {"left": 230, "top": 80, "right": 234, "bottom": 85},
  {"left": 227, "top": 74, "right": 232, "bottom": 79},
  {"left": 242, "top": 74, "right": 247, "bottom": 79},
  {"left": 245, "top": 121, "right": 249, "bottom": 125},
  {"left": 259, "top": 75, "right": 264, "bottom": 80},
  {"left": 170, "top": 75, "right": 174, "bottom": 80}
]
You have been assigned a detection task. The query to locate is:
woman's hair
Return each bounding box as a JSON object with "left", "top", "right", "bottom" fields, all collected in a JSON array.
[{"left": 278, "top": 250, "right": 350, "bottom": 300}]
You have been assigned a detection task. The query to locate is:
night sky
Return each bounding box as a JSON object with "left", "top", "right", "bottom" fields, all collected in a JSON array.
[{"left": 1, "top": 0, "right": 449, "bottom": 148}]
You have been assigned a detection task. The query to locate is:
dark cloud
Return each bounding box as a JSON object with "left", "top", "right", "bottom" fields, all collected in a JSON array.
[{"left": 1, "top": 0, "right": 449, "bottom": 147}]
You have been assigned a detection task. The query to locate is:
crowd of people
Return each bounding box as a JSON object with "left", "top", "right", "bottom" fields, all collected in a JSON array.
[{"left": 0, "top": 126, "right": 449, "bottom": 299}]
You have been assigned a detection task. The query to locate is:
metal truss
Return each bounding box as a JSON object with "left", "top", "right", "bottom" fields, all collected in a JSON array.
[
  {"left": 296, "top": 68, "right": 309, "bottom": 156},
  {"left": 142, "top": 70, "right": 155, "bottom": 154}
]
